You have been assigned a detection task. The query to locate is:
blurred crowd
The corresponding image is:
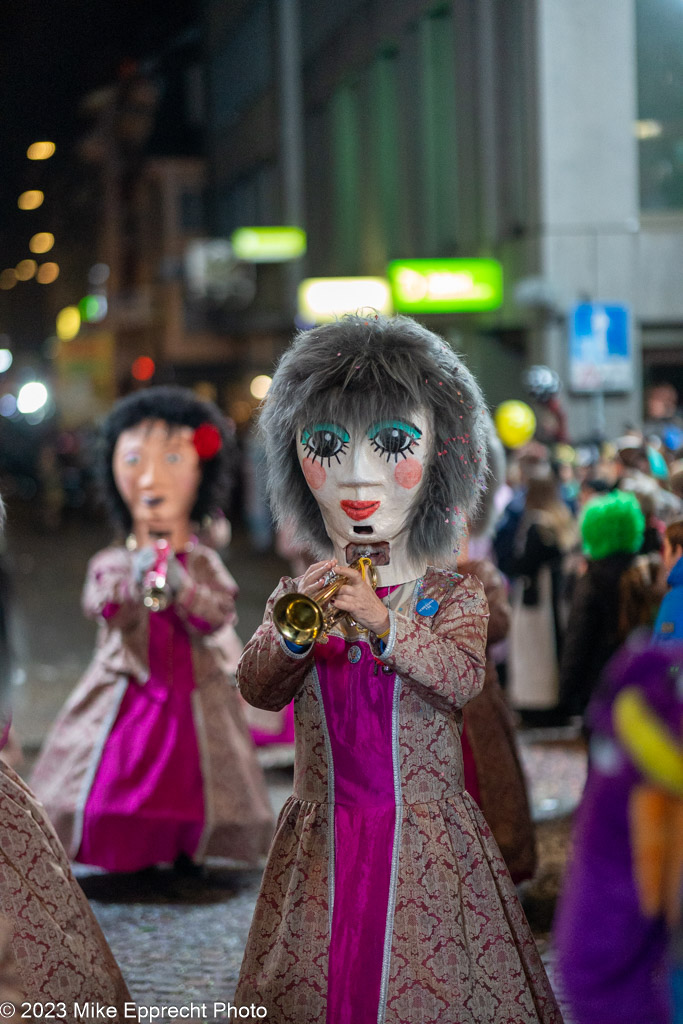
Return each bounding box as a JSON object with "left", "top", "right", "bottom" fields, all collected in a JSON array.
[{"left": 484, "top": 419, "right": 683, "bottom": 729}]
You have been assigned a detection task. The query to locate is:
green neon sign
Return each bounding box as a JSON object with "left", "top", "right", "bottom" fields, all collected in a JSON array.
[
  {"left": 231, "top": 226, "right": 307, "bottom": 262},
  {"left": 387, "top": 258, "right": 503, "bottom": 313}
]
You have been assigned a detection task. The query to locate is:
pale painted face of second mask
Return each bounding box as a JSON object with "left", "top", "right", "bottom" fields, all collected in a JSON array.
[
  {"left": 296, "top": 410, "right": 431, "bottom": 578},
  {"left": 113, "top": 419, "right": 201, "bottom": 544}
]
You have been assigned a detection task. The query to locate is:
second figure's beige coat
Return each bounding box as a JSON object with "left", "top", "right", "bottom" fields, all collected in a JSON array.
[{"left": 31, "top": 542, "right": 273, "bottom": 864}]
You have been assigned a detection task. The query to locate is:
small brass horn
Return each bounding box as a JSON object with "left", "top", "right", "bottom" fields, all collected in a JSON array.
[
  {"left": 273, "top": 556, "right": 378, "bottom": 645},
  {"left": 142, "top": 539, "right": 172, "bottom": 612}
]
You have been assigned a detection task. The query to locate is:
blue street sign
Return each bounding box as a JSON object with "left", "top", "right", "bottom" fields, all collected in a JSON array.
[{"left": 569, "top": 303, "right": 633, "bottom": 393}]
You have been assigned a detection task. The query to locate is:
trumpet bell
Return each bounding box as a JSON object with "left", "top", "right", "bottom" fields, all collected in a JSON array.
[
  {"left": 272, "top": 557, "right": 377, "bottom": 644},
  {"left": 143, "top": 587, "right": 171, "bottom": 613},
  {"left": 273, "top": 592, "right": 324, "bottom": 645}
]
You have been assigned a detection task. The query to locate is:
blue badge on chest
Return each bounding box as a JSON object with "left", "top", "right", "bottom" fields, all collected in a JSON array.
[
  {"left": 416, "top": 598, "right": 439, "bottom": 617},
  {"left": 347, "top": 645, "right": 362, "bottom": 663}
]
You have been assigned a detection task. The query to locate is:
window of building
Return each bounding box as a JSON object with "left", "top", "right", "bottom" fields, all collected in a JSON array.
[
  {"left": 418, "top": 8, "right": 459, "bottom": 254},
  {"left": 210, "top": 0, "right": 272, "bottom": 133},
  {"left": 331, "top": 82, "right": 361, "bottom": 274},
  {"left": 636, "top": 0, "right": 683, "bottom": 211},
  {"left": 370, "top": 50, "right": 402, "bottom": 262}
]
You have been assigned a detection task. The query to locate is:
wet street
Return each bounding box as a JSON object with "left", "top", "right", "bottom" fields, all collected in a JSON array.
[{"left": 4, "top": 506, "right": 584, "bottom": 1018}]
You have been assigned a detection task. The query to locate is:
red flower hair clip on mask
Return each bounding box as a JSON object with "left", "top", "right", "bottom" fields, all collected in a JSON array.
[{"left": 193, "top": 423, "right": 223, "bottom": 460}]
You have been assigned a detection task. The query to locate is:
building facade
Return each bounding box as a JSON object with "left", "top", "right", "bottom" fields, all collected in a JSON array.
[{"left": 205, "top": 0, "right": 683, "bottom": 440}]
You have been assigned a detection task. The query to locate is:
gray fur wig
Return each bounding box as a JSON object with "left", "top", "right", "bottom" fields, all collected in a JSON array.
[{"left": 260, "top": 314, "right": 490, "bottom": 562}]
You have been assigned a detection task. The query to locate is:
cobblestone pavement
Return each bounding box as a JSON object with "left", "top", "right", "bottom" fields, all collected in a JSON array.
[
  {"left": 4, "top": 508, "right": 583, "bottom": 1020},
  {"left": 74, "top": 760, "right": 579, "bottom": 1020}
]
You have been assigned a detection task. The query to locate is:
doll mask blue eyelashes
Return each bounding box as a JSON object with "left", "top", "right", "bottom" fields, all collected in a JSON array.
[
  {"left": 368, "top": 420, "right": 422, "bottom": 462},
  {"left": 301, "top": 423, "right": 350, "bottom": 465}
]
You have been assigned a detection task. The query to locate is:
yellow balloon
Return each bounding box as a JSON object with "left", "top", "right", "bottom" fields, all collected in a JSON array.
[{"left": 494, "top": 400, "right": 536, "bottom": 449}]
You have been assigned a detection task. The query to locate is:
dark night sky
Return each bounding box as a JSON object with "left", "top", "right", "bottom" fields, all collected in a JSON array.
[
  {"left": 0, "top": 0, "right": 199, "bottom": 251},
  {"left": 0, "top": 0, "right": 200, "bottom": 346}
]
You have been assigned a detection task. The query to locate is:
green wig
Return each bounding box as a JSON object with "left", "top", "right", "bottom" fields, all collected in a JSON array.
[{"left": 580, "top": 490, "right": 645, "bottom": 561}]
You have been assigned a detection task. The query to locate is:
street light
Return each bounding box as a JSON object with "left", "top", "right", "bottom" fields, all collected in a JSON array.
[
  {"left": 131, "top": 356, "right": 155, "bottom": 381},
  {"left": 17, "top": 381, "right": 49, "bottom": 414},
  {"left": 29, "top": 232, "right": 55, "bottom": 254},
  {"left": 15, "top": 259, "right": 37, "bottom": 281},
  {"left": 0, "top": 269, "right": 17, "bottom": 290},
  {"left": 56, "top": 306, "right": 81, "bottom": 341},
  {"left": 78, "top": 294, "right": 108, "bottom": 323},
  {"left": 0, "top": 395, "right": 17, "bottom": 418},
  {"left": 26, "top": 141, "right": 56, "bottom": 160},
  {"left": 249, "top": 375, "right": 272, "bottom": 399},
  {"left": 36, "top": 262, "right": 59, "bottom": 284},
  {"left": 18, "top": 190, "right": 44, "bottom": 211},
  {"left": 88, "top": 263, "right": 110, "bottom": 285}
]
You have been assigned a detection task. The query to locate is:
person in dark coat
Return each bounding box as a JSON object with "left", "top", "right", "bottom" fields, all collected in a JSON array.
[
  {"left": 458, "top": 552, "right": 538, "bottom": 882},
  {"left": 559, "top": 490, "right": 645, "bottom": 719}
]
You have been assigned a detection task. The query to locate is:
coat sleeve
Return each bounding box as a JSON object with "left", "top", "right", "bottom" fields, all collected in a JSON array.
[
  {"left": 373, "top": 574, "right": 488, "bottom": 714},
  {"left": 460, "top": 558, "right": 510, "bottom": 646},
  {"left": 174, "top": 547, "right": 237, "bottom": 635},
  {"left": 81, "top": 547, "right": 142, "bottom": 631},
  {"left": 0, "top": 916, "right": 24, "bottom": 1019},
  {"left": 236, "top": 578, "right": 313, "bottom": 711}
]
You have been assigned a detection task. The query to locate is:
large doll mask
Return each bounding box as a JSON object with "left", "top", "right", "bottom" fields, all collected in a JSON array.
[
  {"left": 296, "top": 410, "right": 432, "bottom": 586},
  {"left": 113, "top": 419, "right": 201, "bottom": 550}
]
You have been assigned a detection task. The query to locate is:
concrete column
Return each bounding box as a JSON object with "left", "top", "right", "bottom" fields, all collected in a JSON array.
[
  {"left": 278, "top": 0, "right": 305, "bottom": 319},
  {"left": 534, "top": 0, "right": 640, "bottom": 439}
]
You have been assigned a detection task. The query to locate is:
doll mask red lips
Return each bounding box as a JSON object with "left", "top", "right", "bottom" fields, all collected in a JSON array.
[{"left": 340, "top": 500, "right": 380, "bottom": 521}]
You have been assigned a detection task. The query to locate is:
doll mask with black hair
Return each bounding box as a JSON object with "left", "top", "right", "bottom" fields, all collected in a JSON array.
[
  {"left": 113, "top": 419, "right": 201, "bottom": 550},
  {"left": 296, "top": 411, "right": 432, "bottom": 586}
]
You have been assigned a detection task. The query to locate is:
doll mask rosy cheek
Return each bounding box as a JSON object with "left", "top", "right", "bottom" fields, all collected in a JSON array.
[{"left": 393, "top": 457, "right": 423, "bottom": 490}]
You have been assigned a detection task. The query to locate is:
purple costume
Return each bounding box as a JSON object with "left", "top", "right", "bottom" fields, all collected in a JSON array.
[{"left": 554, "top": 643, "right": 683, "bottom": 1024}]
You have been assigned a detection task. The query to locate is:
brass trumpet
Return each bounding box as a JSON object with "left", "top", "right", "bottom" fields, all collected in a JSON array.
[
  {"left": 142, "top": 539, "right": 172, "bottom": 612},
  {"left": 273, "top": 556, "right": 378, "bottom": 645}
]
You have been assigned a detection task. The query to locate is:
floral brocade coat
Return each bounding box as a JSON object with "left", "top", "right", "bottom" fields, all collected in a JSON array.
[
  {"left": 0, "top": 762, "right": 130, "bottom": 1016},
  {"left": 236, "top": 567, "right": 563, "bottom": 1024}
]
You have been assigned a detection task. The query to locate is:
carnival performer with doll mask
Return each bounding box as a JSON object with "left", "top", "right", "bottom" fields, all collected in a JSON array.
[
  {"left": 32, "top": 386, "right": 273, "bottom": 874},
  {"left": 235, "top": 315, "right": 562, "bottom": 1023},
  {"left": 0, "top": 496, "right": 131, "bottom": 1015}
]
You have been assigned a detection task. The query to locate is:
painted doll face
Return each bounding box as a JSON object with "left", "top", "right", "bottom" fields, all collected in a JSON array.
[
  {"left": 296, "top": 410, "right": 431, "bottom": 562},
  {"left": 113, "top": 419, "right": 201, "bottom": 539}
]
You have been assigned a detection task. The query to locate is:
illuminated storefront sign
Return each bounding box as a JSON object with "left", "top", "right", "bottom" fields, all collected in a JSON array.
[
  {"left": 231, "top": 226, "right": 307, "bottom": 262},
  {"left": 298, "top": 277, "right": 393, "bottom": 324},
  {"left": 387, "top": 258, "right": 503, "bottom": 313}
]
